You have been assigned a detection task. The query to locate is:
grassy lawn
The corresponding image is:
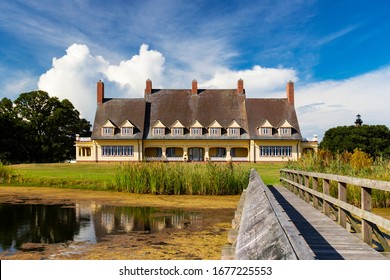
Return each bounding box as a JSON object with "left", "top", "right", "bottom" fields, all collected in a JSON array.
[
  {"left": 5, "top": 162, "right": 284, "bottom": 190},
  {"left": 249, "top": 162, "right": 284, "bottom": 185},
  {"left": 8, "top": 162, "right": 116, "bottom": 189}
]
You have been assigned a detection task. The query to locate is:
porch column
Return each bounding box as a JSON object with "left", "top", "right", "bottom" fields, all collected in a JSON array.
[
  {"left": 93, "top": 142, "right": 98, "bottom": 162},
  {"left": 162, "top": 146, "right": 167, "bottom": 160},
  {"left": 183, "top": 146, "right": 188, "bottom": 162},
  {"left": 250, "top": 140, "right": 256, "bottom": 163},
  {"left": 226, "top": 147, "right": 232, "bottom": 161},
  {"left": 76, "top": 146, "right": 80, "bottom": 160},
  {"left": 205, "top": 146, "right": 210, "bottom": 161}
]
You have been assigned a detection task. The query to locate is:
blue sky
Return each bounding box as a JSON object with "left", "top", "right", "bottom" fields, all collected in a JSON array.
[{"left": 1, "top": 0, "right": 390, "bottom": 140}]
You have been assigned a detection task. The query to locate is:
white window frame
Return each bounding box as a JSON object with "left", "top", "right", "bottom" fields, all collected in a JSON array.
[
  {"left": 260, "top": 146, "right": 292, "bottom": 157},
  {"left": 102, "top": 127, "right": 114, "bottom": 136},
  {"left": 153, "top": 127, "right": 165, "bottom": 136},
  {"left": 171, "top": 127, "right": 183, "bottom": 136},
  {"left": 102, "top": 146, "right": 134, "bottom": 157},
  {"left": 280, "top": 127, "right": 291, "bottom": 136},
  {"left": 260, "top": 127, "right": 272, "bottom": 135},
  {"left": 229, "top": 128, "right": 239, "bottom": 136},
  {"left": 209, "top": 127, "right": 221, "bottom": 136},
  {"left": 121, "top": 127, "right": 133, "bottom": 136},
  {"left": 191, "top": 127, "right": 202, "bottom": 136}
]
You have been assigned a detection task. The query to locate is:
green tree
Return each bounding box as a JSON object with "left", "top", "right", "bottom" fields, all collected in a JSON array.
[
  {"left": 2, "top": 91, "right": 91, "bottom": 163},
  {"left": 0, "top": 98, "right": 27, "bottom": 163},
  {"left": 320, "top": 125, "right": 390, "bottom": 158}
]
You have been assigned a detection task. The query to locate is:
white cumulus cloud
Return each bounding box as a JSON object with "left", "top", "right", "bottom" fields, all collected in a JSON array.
[
  {"left": 38, "top": 44, "right": 166, "bottom": 122},
  {"left": 38, "top": 43, "right": 109, "bottom": 121},
  {"left": 105, "top": 44, "right": 165, "bottom": 96},
  {"left": 296, "top": 66, "right": 390, "bottom": 140}
]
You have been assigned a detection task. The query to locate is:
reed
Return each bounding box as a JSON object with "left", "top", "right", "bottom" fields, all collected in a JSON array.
[
  {"left": 285, "top": 149, "right": 390, "bottom": 207},
  {"left": 0, "top": 163, "right": 18, "bottom": 183},
  {"left": 111, "top": 162, "right": 250, "bottom": 195}
]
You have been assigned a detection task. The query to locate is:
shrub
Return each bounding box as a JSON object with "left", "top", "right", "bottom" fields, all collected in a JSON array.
[
  {"left": 0, "top": 163, "right": 14, "bottom": 183},
  {"left": 285, "top": 149, "right": 390, "bottom": 207}
]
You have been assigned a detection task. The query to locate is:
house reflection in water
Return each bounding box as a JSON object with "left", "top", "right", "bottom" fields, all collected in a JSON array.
[{"left": 0, "top": 202, "right": 201, "bottom": 254}]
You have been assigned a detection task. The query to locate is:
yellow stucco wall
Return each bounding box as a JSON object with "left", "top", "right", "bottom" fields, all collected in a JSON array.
[{"left": 76, "top": 138, "right": 310, "bottom": 162}]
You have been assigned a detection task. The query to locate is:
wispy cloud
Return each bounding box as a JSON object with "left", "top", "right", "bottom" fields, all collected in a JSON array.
[
  {"left": 0, "top": 66, "right": 37, "bottom": 99},
  {"left": 314, "top": 25, "right": 360, "bottom": 47}
]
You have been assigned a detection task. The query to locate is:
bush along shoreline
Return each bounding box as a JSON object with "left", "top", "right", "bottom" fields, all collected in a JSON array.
[
  {"left": 0, "top": 163, "right": 17, "bottom": 184},
  {"left": 284, "top": 149, "right": 390, "bottom": 208}
]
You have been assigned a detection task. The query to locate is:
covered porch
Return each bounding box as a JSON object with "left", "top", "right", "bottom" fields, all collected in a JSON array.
[{"left": 144, "top": 144, "right": 249, "bottom": 162}]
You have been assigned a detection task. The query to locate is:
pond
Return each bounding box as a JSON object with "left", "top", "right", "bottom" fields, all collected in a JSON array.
[{"left": 0, "top": 202, "right": 201, "bottom": 254}]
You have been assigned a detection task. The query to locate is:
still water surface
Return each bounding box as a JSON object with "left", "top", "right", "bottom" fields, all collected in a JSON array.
[{"left": 0, "top": 203, "right": 201, "bottom": 253}]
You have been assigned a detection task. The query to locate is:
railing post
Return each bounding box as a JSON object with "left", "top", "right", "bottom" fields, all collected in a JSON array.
[
  {"left": 338, "top": 182, "right": 347, "bottom": 228},
  {"left": 298, "top": 174, "right": 304, "bottom": 199},
  {"left": 304, "top": 175, "right": 310, "bottom": 203},
  {"left": 361, "top": 187, "right": 372, "bottom": 246},
  {"left": 323, "top": 179, "right": 330, "bottom": 217},
  {"left": 293, "top": 173, "right": 298, "bottom": 195},
  {"left": 312, "top": 177, "right": 319, "bottom": 209}
]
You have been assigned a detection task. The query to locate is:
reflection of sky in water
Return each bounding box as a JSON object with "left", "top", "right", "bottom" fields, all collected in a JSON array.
[
  {"left": 73, "top": 204, "right": 96, "bottom": 244},
  {"left": 0, "top": 203, "right": 201, "bottom": 253}
]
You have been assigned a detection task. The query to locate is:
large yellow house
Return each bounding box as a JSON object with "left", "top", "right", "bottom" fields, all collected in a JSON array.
[{"left": 75, "top": 79, "right": 317, "bottom": 162}]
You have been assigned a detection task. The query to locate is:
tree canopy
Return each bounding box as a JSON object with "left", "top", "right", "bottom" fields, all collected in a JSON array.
[
  {"left": 0, "top": 90, "right": 91, "bottom": 163},
  {"left": 320, "top": 125, "right": 390, "bottom": 158}
]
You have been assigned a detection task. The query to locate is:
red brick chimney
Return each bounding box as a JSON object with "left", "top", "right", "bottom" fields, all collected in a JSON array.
[
  {"left": 97, "top": 80, "right": 104, "bottom": 105},
  {"left": 192, "top": 79, "right": 198, "bottom": 95},
  {"left": 145, "top": 79, "right": 152, "bottom": 95},
  {"left": 237, "top": 79, "right": 244, "bottom": 94},
  {"left": 286, "top": 80, "right": 294, "bottom": 105}
]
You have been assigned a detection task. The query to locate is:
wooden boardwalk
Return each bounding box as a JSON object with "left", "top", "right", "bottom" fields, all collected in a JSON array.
[{"left": 268, "top": 185, "right": 387, "bottom": 260}]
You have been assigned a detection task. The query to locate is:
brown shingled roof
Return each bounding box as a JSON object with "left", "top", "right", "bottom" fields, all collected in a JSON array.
[
  {"left": 91, "top": 89, "right": 302, "bottom": 141},
  {"left": 245, "top": 98, "right": 302, "bottom": 140},
  {"left": 146, "top": 89, "right": 249, "bottom": 139},
  {"left": 91, "top": 98, "right": 146, "bottom": 140}
]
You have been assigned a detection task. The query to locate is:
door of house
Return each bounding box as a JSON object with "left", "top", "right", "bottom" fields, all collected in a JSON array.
[{"left": 189, "top": 148, "right": 204, "bottom": 161}]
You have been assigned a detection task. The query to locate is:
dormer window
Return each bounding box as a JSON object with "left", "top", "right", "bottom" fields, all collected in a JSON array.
[
  {"left": 191, "top": 127, "right": 202, "bottom": 135},
  {"left": 172, "top": 127, "right": 183, "bottom": 135},
  {"left": 120, "top": 120, "right": 135, "bottom": 136},
  {"left": 208, "top": 120, "right": 222, "bottom": 136},
  {"left": 258, "top": 119, "right": 274, "bottom": 136},
  {"left": 103, "top": 127, "right": 114, "bottom": 135},
  {"left": 170, "top": 120, "right": 185, "bottom": 136},
  {"left": 153, "top": 127, "right": 165, "bottom": 135},
  {"left": 278, "top": 119, "right": 294, "bottom": 136},
  {"left": 101, "top": 120, "right": 116, "bottom": 136},
  {"left": 189, "top": 120, "right": 204, "bottom": 136},
  {"left": 152, "top": 120, "right": 166, "bottom": 136},
  {"left": 227, "top": 120, "right": 241, "bottom": 136}
]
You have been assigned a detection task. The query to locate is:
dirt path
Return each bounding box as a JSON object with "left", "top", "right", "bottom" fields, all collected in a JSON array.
[{"left": 0, "top": 186, "right": 239, "bottom": 260}]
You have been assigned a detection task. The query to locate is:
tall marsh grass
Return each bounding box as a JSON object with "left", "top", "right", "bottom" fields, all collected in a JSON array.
[
  {"left": 0, "top": 163, "right": 15, "bottom": 183},
  {"left": 285, "top": 149, "right": 390, "bottom": 207},
  {"left": 112, "top": 162, "right": 250, "bottom": 195}
]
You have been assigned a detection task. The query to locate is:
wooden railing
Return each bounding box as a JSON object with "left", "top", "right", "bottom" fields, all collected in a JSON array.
[{"left": 280, "top": 169, "right": 390, "bottom": 252}]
